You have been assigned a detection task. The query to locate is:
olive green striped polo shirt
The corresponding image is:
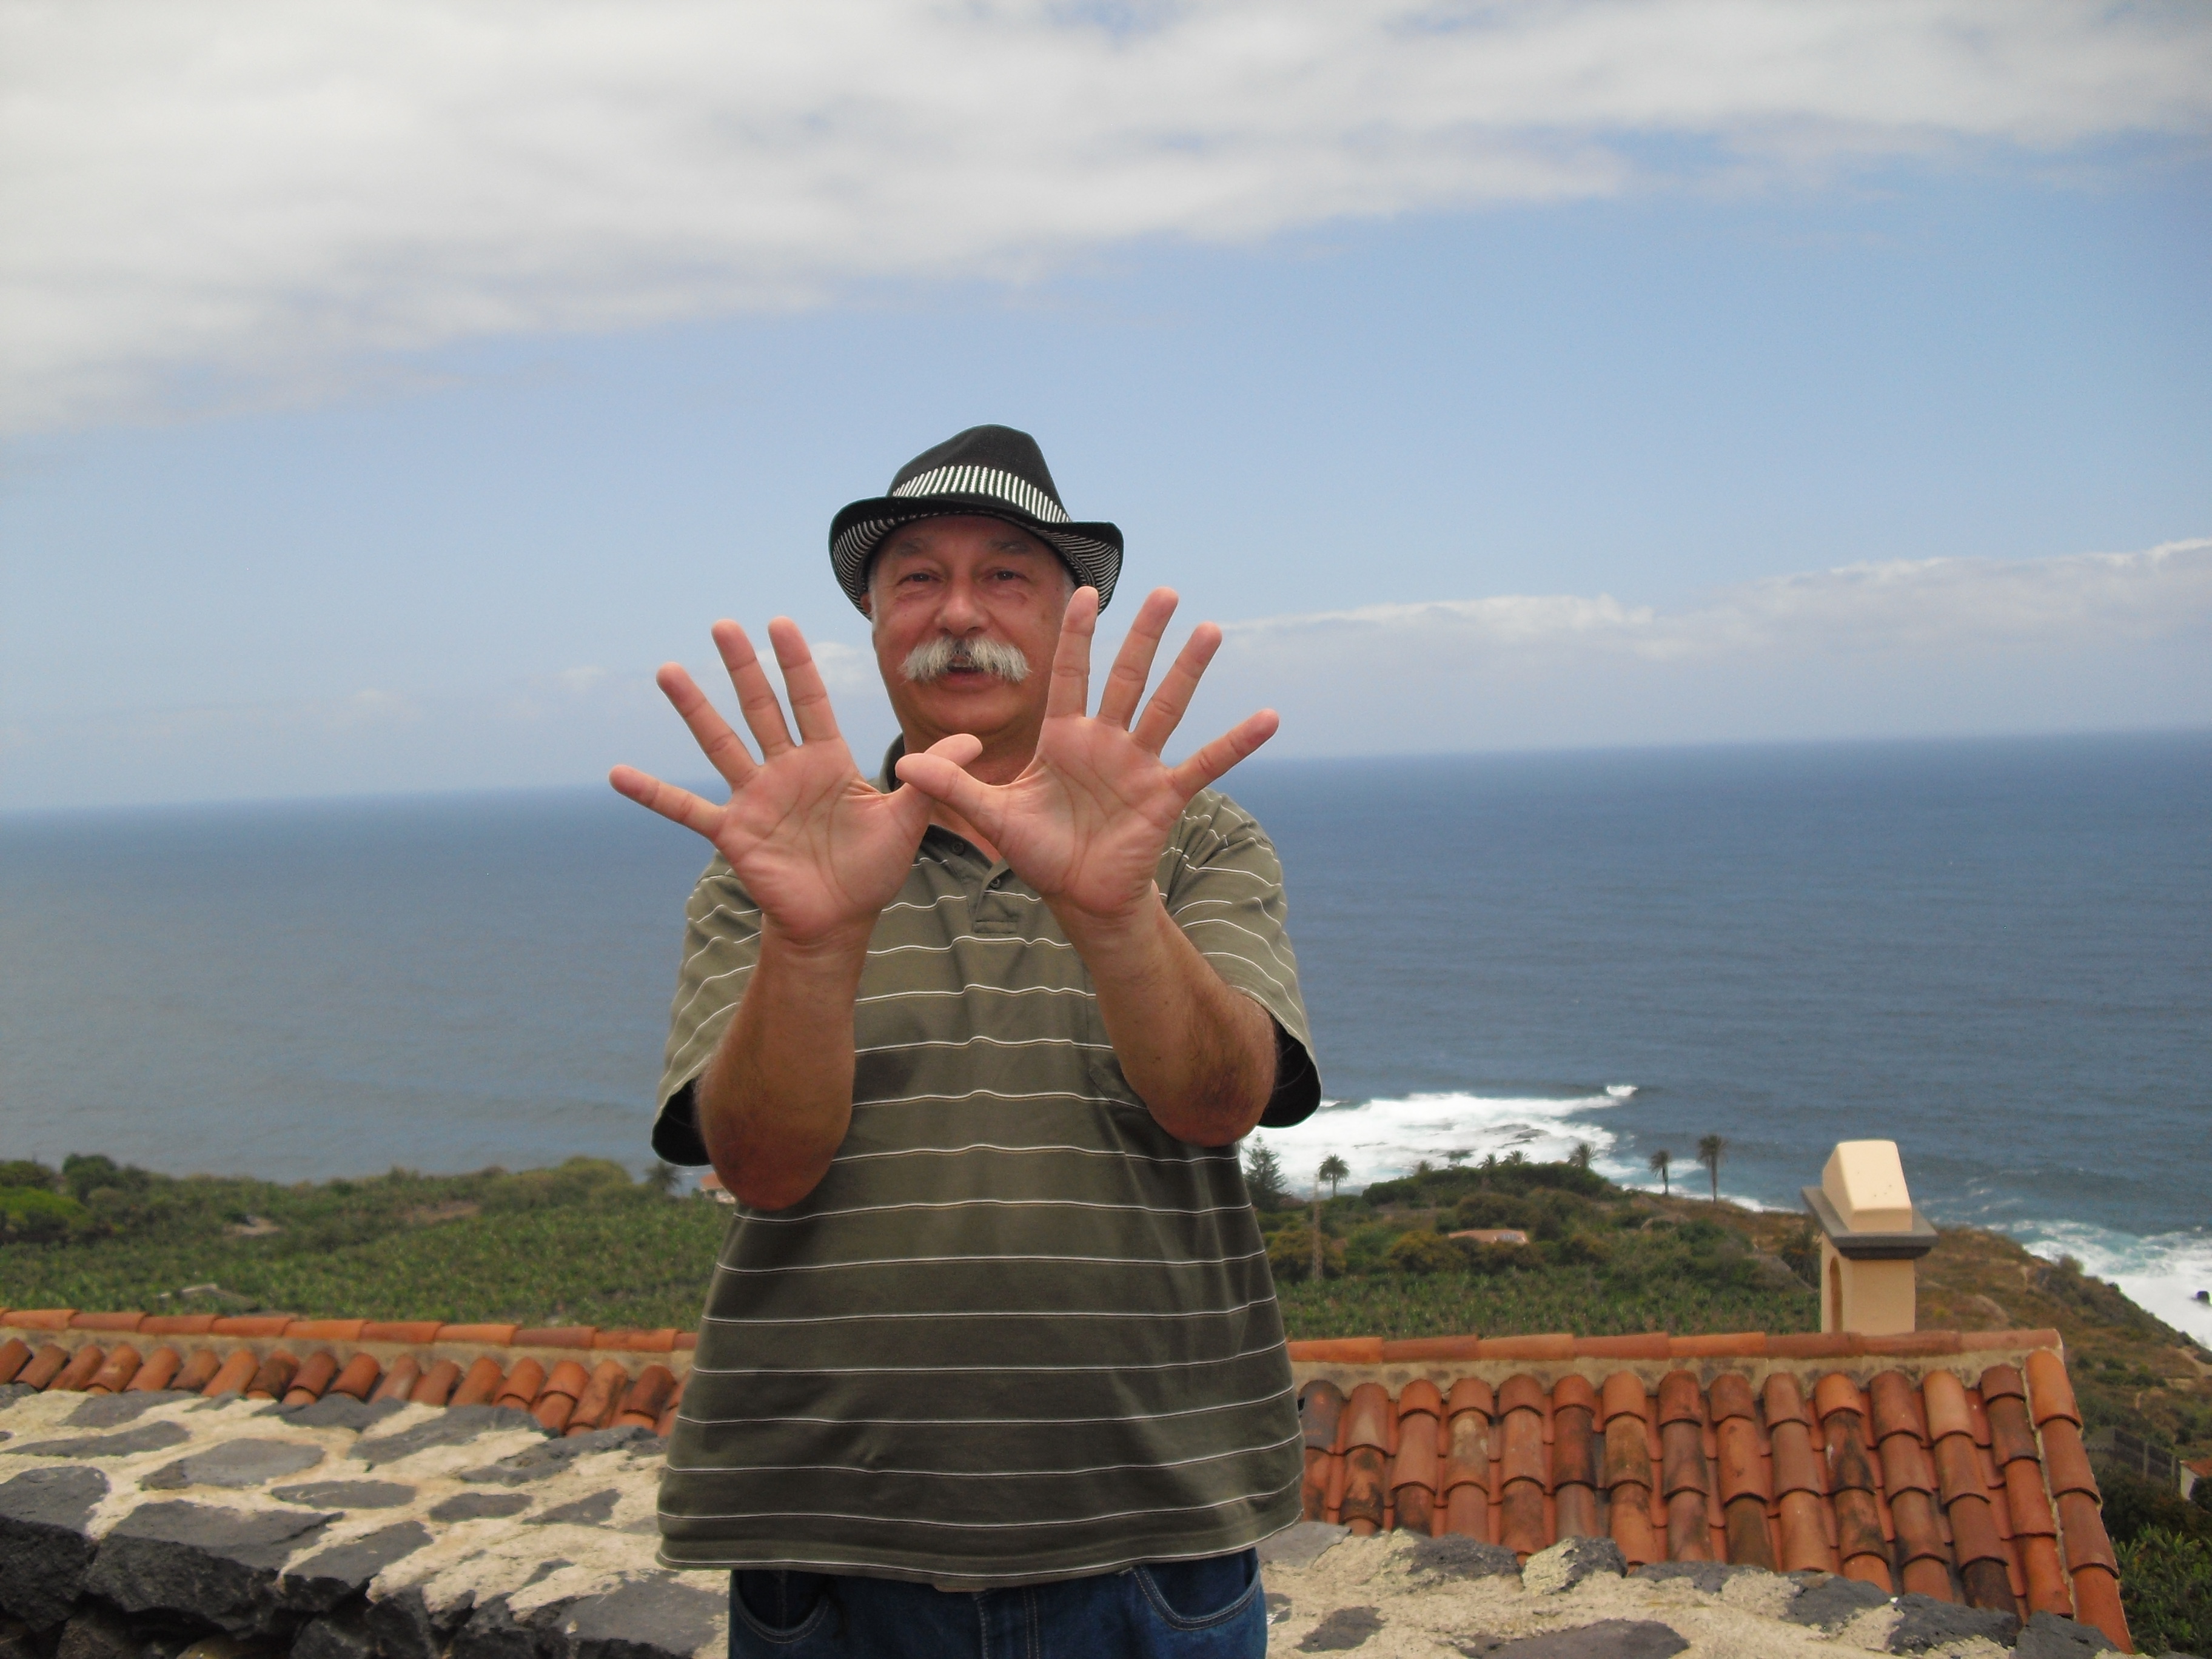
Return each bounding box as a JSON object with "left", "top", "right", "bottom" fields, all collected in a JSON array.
[{"left": 649, "top": 766, "right": 1321, "bottom": 1588}]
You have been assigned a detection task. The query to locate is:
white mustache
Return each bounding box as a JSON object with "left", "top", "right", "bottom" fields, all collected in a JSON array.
[{"left": 900, "top": 635, "right": 1031, "bottom": 685}]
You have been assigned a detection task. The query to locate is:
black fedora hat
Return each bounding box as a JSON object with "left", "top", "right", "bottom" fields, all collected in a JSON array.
[{"left": 828, "top": 425, "right": 1123, "bottom": 614}]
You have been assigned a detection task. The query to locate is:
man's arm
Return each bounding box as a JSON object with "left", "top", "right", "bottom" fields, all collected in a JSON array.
[
  {"left": 1058, "top": 893, "right": 1275, "bottom": 1146},
  {"left": 894, "top": 585, "right": 1285, "bottom": 1146},
  {"left": 613, "top": 617, "right": 980, "bottom": 1208}
]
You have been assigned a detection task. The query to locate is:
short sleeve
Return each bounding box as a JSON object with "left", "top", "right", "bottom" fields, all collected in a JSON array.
[
  {"left": 1159, "top": 791, "right": 1322, "bottom": 1129},
  {"left": 651, "top": 856, "right": 763, "bottom": 1165}
]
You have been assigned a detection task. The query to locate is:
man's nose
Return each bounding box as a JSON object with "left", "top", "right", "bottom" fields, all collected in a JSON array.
[{"left": 936, "top": 574, "right": 989, "bottom": 632}]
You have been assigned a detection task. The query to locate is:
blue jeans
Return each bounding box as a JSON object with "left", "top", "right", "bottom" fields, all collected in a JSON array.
[{"left": 728, "top": 1549, "right": 1265, "bottom": 1658}]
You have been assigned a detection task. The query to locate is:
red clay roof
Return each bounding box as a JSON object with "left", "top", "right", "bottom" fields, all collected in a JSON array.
[
  {"left": 0, "top": 1308, "right": 691, "bottom": 1439},
  {"left": 1288, "top": 1328, "right": 2128, "bottom": 1654}
]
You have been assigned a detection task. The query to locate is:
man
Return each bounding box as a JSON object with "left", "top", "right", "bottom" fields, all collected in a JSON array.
[{"left": 610, "top": 425, "right": 1321, "bottom": 1657}]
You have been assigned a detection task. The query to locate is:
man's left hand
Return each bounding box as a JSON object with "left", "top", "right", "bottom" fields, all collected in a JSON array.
[{"left": 892, "top": 586, "right": 1276, "bottom": 931}]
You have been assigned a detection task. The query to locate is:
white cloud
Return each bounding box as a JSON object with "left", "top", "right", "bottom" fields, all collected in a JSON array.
[{"left": 4, "top": 1, "right": 2207, "bottom": 432}]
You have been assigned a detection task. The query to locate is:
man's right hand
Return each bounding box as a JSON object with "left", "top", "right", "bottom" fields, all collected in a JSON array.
[{"left": 610, "top": 617, "right": 980, "bottom": 951}]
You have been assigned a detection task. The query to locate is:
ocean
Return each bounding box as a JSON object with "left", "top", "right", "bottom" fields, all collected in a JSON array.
[{"left": 3, "top": 731, "right": 2207, "bottom": 1339}]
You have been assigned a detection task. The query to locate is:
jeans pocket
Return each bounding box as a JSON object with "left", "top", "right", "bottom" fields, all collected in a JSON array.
[
  {"left": 730, "top": 1570, "right": 836, "bottom": 1645},
  {"left": 1131, "top": 1549, "right": 1262, "bottom": 1632}
]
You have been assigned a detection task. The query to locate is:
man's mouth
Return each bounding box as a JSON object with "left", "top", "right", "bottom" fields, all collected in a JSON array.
[{"left": 901, "top": 637, "right": 1033, "bottom": 685}]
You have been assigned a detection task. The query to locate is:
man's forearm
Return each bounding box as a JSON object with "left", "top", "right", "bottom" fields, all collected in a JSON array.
[
  {"left": 1057, "top": 891, "right": 1276, "bottom": 1146},
  {"left": 695, "top": 922, "right": 871, "bottom": 1209}
]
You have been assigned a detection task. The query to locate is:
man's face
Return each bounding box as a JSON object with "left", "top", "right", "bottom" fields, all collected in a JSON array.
[{"left": 864, "top": 515, "right": 1073, "bottom": 748}]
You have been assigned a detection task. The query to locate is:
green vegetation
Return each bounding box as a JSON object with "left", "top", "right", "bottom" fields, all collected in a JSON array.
[
  {"left": 2114, "top": 1523, "right": 2212, "bottom": 1657},
  {"left": 0, "top": 1155, "right": 725, "bottom": 1329}
]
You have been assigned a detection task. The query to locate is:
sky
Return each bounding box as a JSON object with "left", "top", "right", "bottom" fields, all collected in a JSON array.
[{"left": 2, "top": 1, "right": 2209, "bottom": 811}]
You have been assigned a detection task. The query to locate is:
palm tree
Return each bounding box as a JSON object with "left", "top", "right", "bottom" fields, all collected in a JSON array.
[
  {"left": 1569, "top": 1141, "right": 1594, "bottom": 1170},
  {"left": 1318, "top": 1155, "right": 1349, "bottom": 1200},
  {"left": 1647, "top": 1147, "right": 1672, "bottom": 1195},
  {"left": 1697, "top": 1134, "right": 1728, "bottom": 1202}
]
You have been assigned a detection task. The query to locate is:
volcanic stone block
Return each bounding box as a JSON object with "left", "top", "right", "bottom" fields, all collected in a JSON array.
[
  {"left": 1632, "top": 1560, "right": 1763, "bottom": 1595},
  {"left": 0, "top": 1465, "right": 109, "bottom": 1626},
  {"left": 55, "top": 1603, "right": 139, "bottom": 1659},
  {"left": 452, "top": 1597, "right": 569, "bottom": 1659},
  {"left": 5, "top": 1421, "right": 192, "bottom": 1460},
  {"left": 141, "top": 1440, "right": 326, "bottom": 1490},
  {"left": 271, "top": 1481, "right": 418, "bottom": 1510},
  {"left": 1296, "top": 1607, "right": 1382, "bottom": 1652},
  {"left": 559, "top": 1575, "right": 726, "bottom": 1659},
  {"left": 282, "top": 1522, "right": 435, "bottom": 1613},
  {"left": 1490, "top": 1621, "right": 1689, "bottom": 1659},
  {"left": 528, "top": 1490, "right": 618, "bottom": 1527},
  {"left": 1402, "top": 1535, "right": 1520, "bottom": 1582},
  {"left": 1882, "top": 1592, "right": 2019, "bottom": 1653},
  {"left": 66, "top": 1394, "right": 191, "bottom": 1430},
  {"left": 292, "top": 1608, "right": 377, "bottom": 1659},
  {"left": 2014, "top": 1609, "right": 2127, "bottom": 1657},
  {"left": 1521, "top": 1535, "right": 1626, "bottom": 1595},
  {"left": 364, "top": 1587, "right": 448, "bottom": 1659},
  {"left": 457, "top": 1426, "right": 657, "bottom": 1487},
  {"left": 355, "top": 1406, "right": 543, "bottom": 1468},
  {"left": 278, "top": 1398, "right": 406, "bottom": 1434},
  {"left": 84, "top": 1500, "right": 336, "bottom": 1638},
  {"left": 1256, "top": 1522, "right": 1347, "bottom": 1571},
  {"left": 1783, "top": 1572, "right": 1892, "bottom": 1630}
]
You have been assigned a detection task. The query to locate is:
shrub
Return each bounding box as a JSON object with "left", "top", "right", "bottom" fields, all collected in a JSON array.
[
  {"left": 2102, "top": 1471, "right": 2212, "bottom": 1548},
  {"left": 1455, "top": 1192, "right": 1536, "bottom": 1232},
  {"left": 1387, "top": 1231, "right": 1463, "bottom": 1276},
  {"left": 0, "top": 1186, "right": 95, "bottom": 1242},
  {"left": 2116, "top": 1526, "right": 2212, "bottom": 1657},
  {"left": 1456, "top": 1237, "right": 1541, "bottom": 1276},
  {"left": 1266, "top": 1225, "right": 1346, "bottom": 1283},
  {"left": 1549, "top": 1230, "right": 1612, "bottom": 1267},
  {"left": 0, "top": 1160, "right": 59, "bottom": 1193}
]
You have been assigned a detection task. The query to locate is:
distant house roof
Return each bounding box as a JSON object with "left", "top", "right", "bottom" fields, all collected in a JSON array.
[{"left": 1282, "top": 1326, "right": 2128, "bottom": 1654}]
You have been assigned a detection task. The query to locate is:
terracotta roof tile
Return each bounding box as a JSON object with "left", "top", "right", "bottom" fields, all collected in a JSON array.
[
  {"left": 2025, "top": 1349, "right": 2080, "bottom": 1427},
  {"left": 1900, "top": 1557, "right": 1954, "bottom": 1600},
  {"left": 86, "top": 1345, "right": 141, "bottom": 1394},
  {"left": 409, "top": 1358, "right": 463, "bottom": 1406},
  {"left": 1600, "top": 1372, "right": 1647, "bottom": 1425},
  {"left": 1446, "top": 1377, "right": 1495, "bottom": 1419},
  {"left": 1664, "top": 1489, "right": 1711, "bottom": 1560},
  {"left": 202, "top": 1349, "right": 258, "bottom": 1396},
  {"left": 1880, "top": 1431, "right": 1939, "bottom": 1497},
  {"left": 1960, "top": 1557, "right": 2019, "bottom": 1617},
  {"left": 211, "top": 1316, "right": 294, "bottom": 1338},
  {"left": 1979, "top": 1362, "right": 2027, "bottom": 1403},
  {"left": 566, "top": 1359, "right": 633, "bottom": 1435},
  {"left": 1398, "top": 1378, "right": 1444, "bottom": 1420},
  {"left": 1380, "top": 1335, "right": 1484, "bottom": 1362},
  {"left": 672, "top": 1331, "right": 697, "bottom": 1352},
  {"left": 1922, "top": 1369, "right": 1974, "bottom": 1443},
  {"left": 1825, "top": 1406, "right": 1880, "bottom": 1493},
  {"left": 2056, "top": 1491, "right": 2118, "bottom": 1574},
  {"left": 2003, "top": 1457, "right": 2059, "bottom": 1537},
  {"left": 8, "top": 1310, "right": 75, "bottom": 1331},
  {"left": 497, "top": 1358, "right": 548, "bottom": 1411},
  {"left": 1776, "top": 1489, "right": 1837, "bottom": 1574},
  {"left": 1842, "top": 1553, "right": 1895, "bottom": 1593},
  {"left": 283, "top": 1350, "right": 340, "bottom": 1406},
  {"left": 1769, "top": 1418, "right": 1824, "bottom": 1498},
  {"left": 1948, "top": 1491, "right": 2008, "bottom": 1568},
  {"left": 1933, "top": 1433, "right": 1988, "bottom": 1507},
  {"left": 52, "top": 1344, "right": 105, "bottom": 1392},
  {"left": 1501, "top": 1404, "right": 1546, "bottom": 1488},
  {"left": 2040, "top": 1418, "right": 2098, "bottom": 1498},
  {"left": 594, "top": 1327, "right": 675, "bottom": 1352},
  {"left": 246, "top": 1352, "right": 299, "bottom": 1400},
  {"left": 126, "top": 1347, "right": 183, "bottom": 1393},
  {"left": 1341, "top": 1444, "right": 1387, "bottom": 1532},
  {"left": 361, "top": 1320, "right": 444, "bottom": 1345},
  {"left": 1498, "top": 1373, "right": 1547, "bottom": 1418},
  {"left": 437, "top": 1322, "right": 520, "bottom": 1346},
  {"left": 1660, "top": 1419, "right": 1710, "bottom": 1499},
  {"left": 1576, "top": 1333, "right": 1671, "bottom": 1362},
  {"left": 1391, "top": 1407, "right": 1439, "bottom": 1496},
  {"left": 1656, "top": 1372, "right": 1704, "bottom": 1427},
  {"left": 1603, "top": 1413, "right": 1651, "bottom": 1491},
  {"left": 1501, "top": 1480, "right": 1547, "bottom": 1557},
  {"left": 451, "top": 1356, "right": 506, "bottom": 1407},
  {"left": 1288, "top": 1337, "right": 1382, "bottom": 1363},
  {"left": 2068, "top": 1566, "right": 2132, "bottom": 1654},
  {"left": 1477, "top": 1334, "right": 1575, "bottom": 1361},
  {"left": 1671, "top": 1332, "right": 1766, "bottom": 1359},
  {"left": 513, "top": 1326, "right": 598, "bottom": 1349},
  {"left": 1553, "top": 1401, "right": 1597, "bottom": 1489},
  {"left": 534, "top": 1390, "right": 578, "bottom": 1433},
  {"left": 1715, "top": 1416, "right": 1768, "bottom": 1504},
  {"left": 1812, "top": 1372, "right": 1863, "bottom": 1422},
  {"left": 136, "top": 1315, "right": 215, "bottom": 1338},
  {"left": 70, "top": 1311, "right": 144, "bottom": 1332},
  {"left": 1342, "top": 1382, "right": 1393, "bottom": 1453},
  {"left": 1551, "top": 1373, "right": 1597, "bottom": 1415},
  {"left": 543, "top": 1358, "right": 592, "bottom": 1399},
  {"left": 283, "top": 1318, "right": 364, "bottom": 1342},
  {"left": 371, "top": 1354, "right": 422, "bottom": 1403},
  {"left": 1832, "top": 1484, "right": 1889, "bottom": 1564},
  {"left": 655, "top": 1383, "right": 683, "bottom": 1441},
  {"left": 2020, "top": 1533, "right": 2071, "bottom": 1615},
  {"left": 1706, "top": 1373, "right": 1757, "bottom": 1424},
  {"left": 1443, "top": 1402, "right": 1489, "bottom": 1493},
  {"left": 172, "top": 1349, "right": 222, "bottom": 1392},
  {"left": 1986, "top": 1393, "right": 2042, "bottom": 1467},
  {"left": 1550, "top": 1481, "right": 1595, "bottom": 1540},
  {"left": 329, "top": 1353, "right": 382, "bottom": 1401},
  {"left": 616, "top": 1364, "right": 679, "bottom": 1429},
  {"left": 1610, "top": 1484, "right": 1659, "bottom": 1566},
  {"left": 0, "top": 1338, "right": 33, "bottom": 1383},
  {"left": 1869, "top": 1371, "right": 1929, "bottom": 1443},
  {"left": 4, "top": 1346, "right": 59, "bottom": 1392},
  {"left": 1723, "top": 1493, "right": 1776, "bottom": 1569}
]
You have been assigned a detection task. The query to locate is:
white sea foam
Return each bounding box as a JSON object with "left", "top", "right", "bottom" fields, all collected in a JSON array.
[
  {"left": 1249, "top": 1089, "right": 1635, "bottom": 1193},
  {"left": 2007, "top": 1220, "right": 2212, "bottom": 1349}
]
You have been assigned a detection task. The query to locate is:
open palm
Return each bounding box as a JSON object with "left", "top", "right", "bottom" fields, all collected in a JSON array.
[
  {"left": 894, "top": 588, "right": 1278, "bottom": 924},
  {"left": 610, "top": 618, "right": 980, "bottom": 946}
]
